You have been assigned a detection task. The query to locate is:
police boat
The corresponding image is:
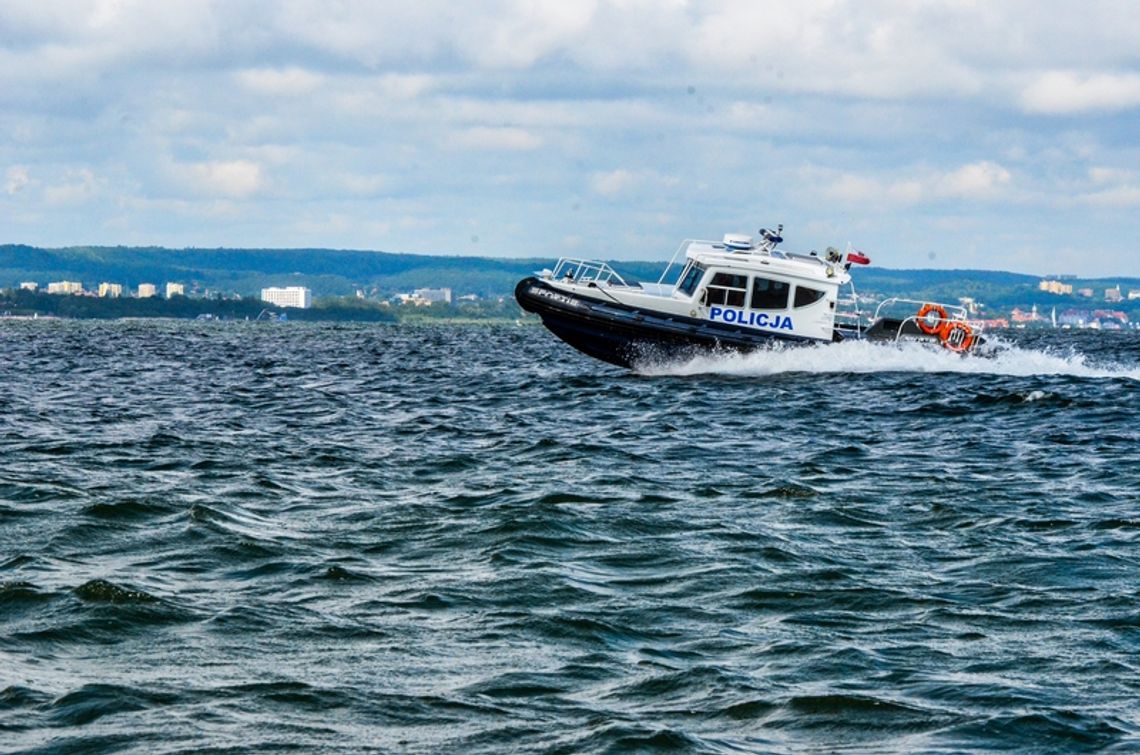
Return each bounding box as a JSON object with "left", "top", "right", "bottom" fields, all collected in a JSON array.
[{"left": 514, "top": 226, "right": 984, "bottom": 368}]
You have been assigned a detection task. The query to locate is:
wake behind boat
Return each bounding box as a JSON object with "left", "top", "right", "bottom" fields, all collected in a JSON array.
[{"left": 515, "top": 226, "right": 984, "bottom": 368}]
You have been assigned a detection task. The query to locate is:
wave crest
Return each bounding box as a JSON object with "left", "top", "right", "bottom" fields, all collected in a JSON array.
[{"left": 637, "top": 337, "right": 1140, "bottom": 380}]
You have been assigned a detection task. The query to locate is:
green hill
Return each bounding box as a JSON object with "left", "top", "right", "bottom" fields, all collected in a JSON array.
[
  {"left": 2, "top": 244, "right": 1138, "bottom": 317},
  {"left": 0, "top": 245, "right": 681, "bottom": 298},
  {"left": 0, "top": 245, "right": 534, "bottom": 297}
]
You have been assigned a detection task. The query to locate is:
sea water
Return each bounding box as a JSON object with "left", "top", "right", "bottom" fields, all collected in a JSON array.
[{"left": 1, "top": 320, "right": 1138, "bottom": 753}]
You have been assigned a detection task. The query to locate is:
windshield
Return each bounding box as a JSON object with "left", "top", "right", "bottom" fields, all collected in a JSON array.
[{"left": 676, "top": 263, "right": 705, "bottom": 297}]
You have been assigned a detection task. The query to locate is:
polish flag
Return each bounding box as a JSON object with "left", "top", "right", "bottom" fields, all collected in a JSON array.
[{"left": 846, "top": 249, "right": 871, "bottom": 265}]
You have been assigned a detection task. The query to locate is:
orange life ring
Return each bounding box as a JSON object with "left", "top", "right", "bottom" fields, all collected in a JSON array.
[
  {"left": 916, "top": 303, "right": 947, "bottom": 335},
  {"left": 940, "top": 321, "right": 975, "bottom": 352}
]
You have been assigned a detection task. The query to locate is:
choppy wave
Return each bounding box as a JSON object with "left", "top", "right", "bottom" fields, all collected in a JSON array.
[
  {"left": 1, "top": 320, "right": 1138, "bottom": 753},
  {"left": 642, "top": 334, "right": 1140, "bottom": 381}
]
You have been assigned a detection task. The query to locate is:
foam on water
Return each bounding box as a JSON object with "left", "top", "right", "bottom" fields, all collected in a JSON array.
[{"left": 639, "top": 337, "right": 1140, "bottom": 381}]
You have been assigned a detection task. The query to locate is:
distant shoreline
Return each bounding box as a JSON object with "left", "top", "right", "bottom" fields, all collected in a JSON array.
[
  {"left": 5, "top": 244, "right": 1139, "bottom": 326},
  {"left": 0, "top": 314, "right": 538, "bottom": 326},
  {"left": 0, "top": 289, "right": 526, "bottom": 324}
]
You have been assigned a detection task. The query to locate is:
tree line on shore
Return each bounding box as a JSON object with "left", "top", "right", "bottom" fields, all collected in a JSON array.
[{"left": 0, "top": 288, "right": 533, "bottom": 322}]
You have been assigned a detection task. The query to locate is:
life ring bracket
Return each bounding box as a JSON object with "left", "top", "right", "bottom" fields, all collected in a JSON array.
[{"left": 940, "top": 321, "right": 975, "bottom": 352}]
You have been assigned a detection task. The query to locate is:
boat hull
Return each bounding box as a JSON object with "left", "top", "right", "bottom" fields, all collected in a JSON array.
[{"left": 514, "top": 277, "right": 819, "bottom": 368}]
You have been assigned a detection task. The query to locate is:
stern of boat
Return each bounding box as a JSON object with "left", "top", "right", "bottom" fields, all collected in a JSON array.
[{"left": 858, "top": 298, "right": 986, "bottom": 354}]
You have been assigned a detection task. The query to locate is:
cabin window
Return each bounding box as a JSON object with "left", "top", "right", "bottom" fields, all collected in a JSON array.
[
  {"left": 793, "top": 286, "right": 826, "bottom": 308},
  {"left": 706, "top": 272, "right": 748, "bottom": 307},
  {"left": 677, "top": 264, "right": 704, "bottom": 297},
  {"left": 751, "top": 277, "right": 790, "bottom": 310}
]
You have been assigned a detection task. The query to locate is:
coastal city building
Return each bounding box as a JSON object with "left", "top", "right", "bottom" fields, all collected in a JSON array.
[
  {"left": 1105, "top": 286, "right": 1122, "bottom": 303},
  {"left": 19, "top": 282, "right": 37, "bottom": 292},
  {"left": 261, "top": 286, "right": 312, "bottom": 309},
  {"left": 1097, "top": 310, "right": 1130, "bottom": 327},
  {"left": 1077, "top": 288, "right": 1095, "bottom": 298},
  {"left": 98, "top": 283, "right": 123, "bottom": 298},
  {"left": 1130, "top": 290, "right": 1140, "bottom": 301},
  {"left": 47, "top": 281, "right": 84, "bottom": 295},
  {"left": 397, "top": 287, "right": 453, "bottom": 306},
  {"left": 1010, "top": 305, "right": 1042, "bottom": 323},
  {"left": 415, "top": 287, "right": 452, "bottom": 304},
  {"left": 137, "top": 283, "right": 157, "bottom": 298},
  {"left": 1038, "top": 279, "right": 1074, "bottom": 295},
  {"left": 1057, "top": 309, "right": 1089, "bottom": 328},
  {"left": 165, "top": 282, "right": 185, "bottom": 298},
  {"left": 1057, "top": 309, "right": 1130, "bottom": 330}
]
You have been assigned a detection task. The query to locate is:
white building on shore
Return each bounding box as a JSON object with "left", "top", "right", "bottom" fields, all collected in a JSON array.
[
  {"left": 415, "top": 287, "right": 452, "bottom": 304},
  {"left": 261, "top": 286, "right": 312, "bottom": 309},
  {"left": 397, "top": 287, "right": 453, "bottom": 306},
  {"left": 47, "top": 281, "right": 84, "bottom": 295},
  {"left": 166, "top": 282, "right": 185, "bottom": 298},
  {"left": 1038, "top": 279, "right": 1073, "bottom": 295},
  {"left": 137, "top": 283, "right": 157, "bottom": 298}
]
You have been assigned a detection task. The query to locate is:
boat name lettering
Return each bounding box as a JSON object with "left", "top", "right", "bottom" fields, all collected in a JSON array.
[
  {"left": 531, "top": 286, "right": 580, "bottom": 307},
  {"left": 708, "top": 306, "right": 794, "bottom": 331}
]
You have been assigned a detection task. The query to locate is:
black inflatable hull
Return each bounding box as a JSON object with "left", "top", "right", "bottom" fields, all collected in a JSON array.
[{"left": 514, "top": 277, "right": 818, "bottom": 368}]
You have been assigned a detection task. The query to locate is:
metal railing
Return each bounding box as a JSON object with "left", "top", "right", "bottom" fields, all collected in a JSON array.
[
  {"left": 832, "top": 279, "right": 864, "bottom": 336},
  {"left": 548, "top": 258, "right": 630, "bottom": 287},
  {"left": 872, "top": 297, "right": 985, "bottom": 342}
]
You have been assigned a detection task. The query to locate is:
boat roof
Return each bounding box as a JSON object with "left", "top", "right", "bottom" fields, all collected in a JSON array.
[{"left": 684, "top": 236, "right": 850, "bottom": 286}]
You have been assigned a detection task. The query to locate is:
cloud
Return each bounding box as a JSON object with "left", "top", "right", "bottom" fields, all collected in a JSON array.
[
  {"left": 1020, "top": 71, "right": 1140, "bottom": 114},
  {"left": 859, "top": 176, "right": 925, "bottom": 204},
  {"left": 1074, "top": 166, "right": 1140, "bottom": 207},
  {"left": 335, "top": 172, "right": 388, "bottom": 196},
  {"left": 0, "top": 1, "right": 224, "bottom": 76},
  {"left": 1089, "top": 167, "right": 1134, "bottom": 185},
  {"left": 449, "top": 126, "right": 542, "bottom": 151},
  {"left": 44, "top": 168, "right": 98, "bottom": 204},
  {"left": 820, "top": 161, "right": 1012, "bottom": 205},
  {"left": 936, "top": 161, "right": 1012, "bottom": 199},
  {"left": 6, "top": 166, "right": 30, "bottom": 194},
  {"left": 236, "top": 67, "right": 324, "bottom": 96},
  {"left": 177, "top": 160, "right": 265, "bottom": 199},
  {"left": 462, "top": 1, "right": 597, "bottom": 68},
  {"left": 587, "top": 168, "right": 681, "bottom": 199},
  {"left": 590, "top": 169, "right": 635, "bottom": 196},
  {"left": 1081, "top": 186, "right": 1140, "bottom": 207},
  {"left": 2, "top": 2, "right": 1139, "bottom": 275}
]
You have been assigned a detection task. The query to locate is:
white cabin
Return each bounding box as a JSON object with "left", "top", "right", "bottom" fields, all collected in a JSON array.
[{"left": 539, "top": 232, "right": 852, "bottom": 344}]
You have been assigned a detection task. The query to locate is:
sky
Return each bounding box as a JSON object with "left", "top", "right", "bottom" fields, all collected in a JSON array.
[{"left": 2, "top": 1, "right": 1139, "bottom": 276}]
